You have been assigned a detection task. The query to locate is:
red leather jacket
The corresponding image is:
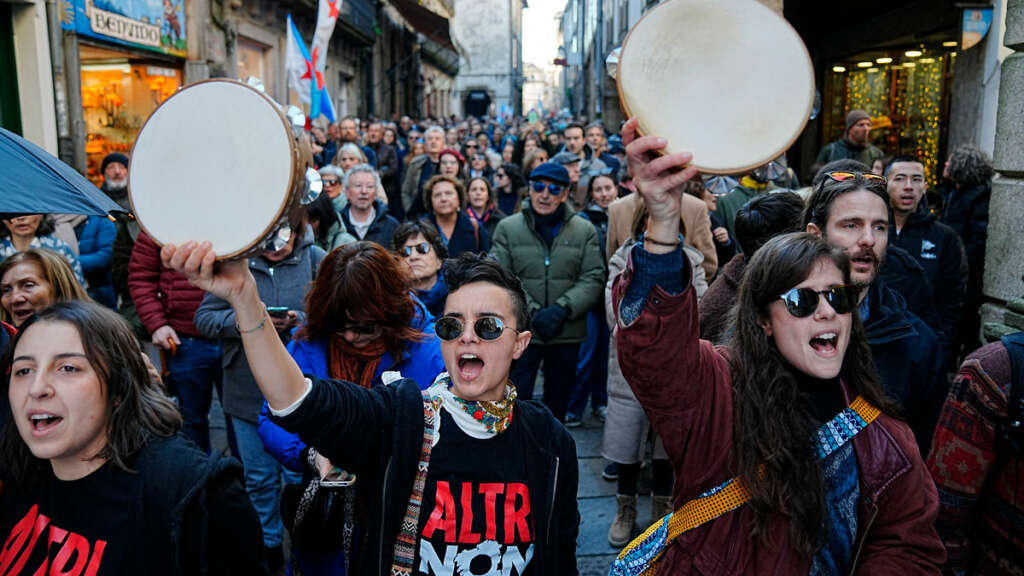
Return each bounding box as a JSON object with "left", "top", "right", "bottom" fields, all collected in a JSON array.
[
  {"left": 613, "top": 248, "right": 945, "bottom": 575},
  {"left": 127, "top": 231, "right": 207, "bottom": 338}
]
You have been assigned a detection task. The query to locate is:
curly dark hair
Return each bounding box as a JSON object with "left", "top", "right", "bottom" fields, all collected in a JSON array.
[
  {"left": 947, "top": 144, "right": 994, "bottom": 189},
  {"left": 730, "top": 232, "right": 898, "bottom": 556},
  {"left": 392, "top": 220, "right": 448, "bottom": 260},
  {"left": 0, "top": 214, "right": 56, "bottom": 239}
]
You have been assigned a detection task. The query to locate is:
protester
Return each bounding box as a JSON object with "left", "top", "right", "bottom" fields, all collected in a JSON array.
[
  {"left": 942, "top": 144, "right": 995, "bottom": 360},
  {"left": 712, "top": 165, "right": 778, "bottom": 242},
  {"left": 815, "top": 109, "right": 885, "bottom": 168},
  {"left": 927, "top": 332, "right": 1024, "bottom": 574},
  {"left": 98, "top": 152, "right": 131, "bottom": 210},
  {"left": 465, "top": 176, "right": 506, "bottom": 237},
  {"left": 393, "top": 221, "right": 450, "bottom": 319},
  {"left": 0, "top": 214, "right": 84, "bottom": 285},
  {"left": 566, "top": 172, "right": 619, "bottom": 427},
  {"left": 613, "top": 119, "right": 943, "bottom": 572},
  {"left": 338, "top": 164, "right": 400, "bottom": 249},
  {"left": 306, "top": 191, "right": 355, "bottom": 253},
  {"left": 0, "top": 248, "right": 90, "bottom": 329},
  {"left": 163, "top": 244, "right": 579, "bottom": 574},
  {"left": 602, "top": 197, "right": 708, "bottom": 547},
  {"left": 885, "top": 155, "right": 968, "bottom": 354},
  {"left": 491, "top": 162, "right": 604, "bottom": 421},
  {"left": 494, "top": 163, "right": 526, "bottom": 216},
  {"left": 337, "top": 116, "right": 377, "bottom": 168},
  {"left": 585, "top": 120, "right": 621, "bottom": 176},
  {"left": 467, "top": 152, "right": 493, "bottom": 181},
  {"left": 699, "top": 191, "right": 805, "bottom": 344},
  {"left": 437, "top": 148, "right": 465, "bottom": 181},
  {"left": 684, "top": 179, "right": 735, "bottom": 271},
  {"left": 128, "top": 228, "right": 228, "bottom": 459},
  {"left": 335, "top": 142, "right": 367, "bottom": 172},
  {"left": 368, "top": 121, "right": 401, "bottom": 213},
  {"left": 420, "top": 174, "right": 489, "bottom": 257},
  {"left": 72, "top": 215, "right": 117, "bottom": 308},
  {"left": 521, "top": 148, "right": 549, "bottom": 177},
  {"left": 561, "top": 122, "right": 607, "bottom": 201},
  {"left": 402, "top": 125, "right": 445, "bottom": 219},
  {"left": 0, "top": 300, "right": 268, "bottom": 575},
  {"left": 805, "top": 167, "right": 947, "bottom": 455}
]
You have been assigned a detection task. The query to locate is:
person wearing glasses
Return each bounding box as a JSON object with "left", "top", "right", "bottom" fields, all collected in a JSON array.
[
  {"left": 491, "top": 162, "right": 604, "bottom": 422},
  {"left": 494, "top": 163, "right": 527, "bottom": 216},
  {"left": 610, "top": 117, "right": 943, "bottom": 573},
  {"left": 393, "top": 221, "right": 449, "bottom": 319},
  {"left": 804, "top": 162, "right": 946, "bottom": 457},
  {"left": 161, "top": 244, "right": 579, "bottom": 574}
]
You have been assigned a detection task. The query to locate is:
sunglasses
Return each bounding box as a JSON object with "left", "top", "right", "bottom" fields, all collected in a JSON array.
[
  {"left": 530, "top": 181, "right": 565, "bottom": 195},
  {"left": 824, "top": 171, "right": 887, "bottom": 185},
  {"left": 322, "top": 179, "right": 340, "bottom": 186},
  {"left": 435, "top": 316, "right": 516, "bottom": 341},
  {"left": 401, "top": 243, "right": 431, "bottom": 257},
  {"left": 338, "top": 321, "right": 378, "bottom": 335},
  {"left": 778, "top": 285, "right": 860, "bottom": 318}
]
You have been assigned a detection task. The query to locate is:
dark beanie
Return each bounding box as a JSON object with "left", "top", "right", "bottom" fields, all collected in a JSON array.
[
  {"left": 845, "top": 110, "right": 870, "bottom": 132},
  {"left": 529, "top": 162, "right": 570, "bottom": 187},
  {"left": 101, "top": 152, "right": 130, "bottom": 173}
]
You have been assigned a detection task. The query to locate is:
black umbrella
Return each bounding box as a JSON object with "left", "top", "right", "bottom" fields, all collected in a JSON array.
[{"left": 0, "top": 127, "right": 125, "bottom": 217}]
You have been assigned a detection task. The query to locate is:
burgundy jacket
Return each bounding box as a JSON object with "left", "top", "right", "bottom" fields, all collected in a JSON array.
[
  {"left": 127, "top": 231, "right": 207, "bottom": 338},
  {"left": 613, "top": 248, "right": 945, "bottom": 575}
]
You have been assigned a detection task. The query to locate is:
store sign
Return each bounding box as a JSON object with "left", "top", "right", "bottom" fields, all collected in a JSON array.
[
  {"left": 62, "top": 0, "right": 187, "bottom": 58},
  {"left": 961, "top": 7, "right": 993, "bottom": 51}
]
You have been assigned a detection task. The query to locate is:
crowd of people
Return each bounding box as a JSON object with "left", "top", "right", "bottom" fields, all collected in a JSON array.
[{"left": 0, "top": 104, "right": 1019, "bottom": 576}]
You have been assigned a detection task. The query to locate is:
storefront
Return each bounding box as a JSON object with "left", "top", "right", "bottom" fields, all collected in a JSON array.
[
  {"left": 62, "top": 0, "right": 186, "bottom": 183},
  {"left": 822, "top": 42, "right": 957, "bottom": 185}
]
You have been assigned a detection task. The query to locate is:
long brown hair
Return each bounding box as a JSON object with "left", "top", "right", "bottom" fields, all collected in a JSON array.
[
  {"left": 295, "top": 241, "right": 425, "bottom": 357},
  {"left": 0, "top": 249, "right": 91, "bottom": 325},
  {"left": 730, "top": 232, "right": 898, "bottom": 556},
  {"left": 1, "top": 301, "right": 181, "bottom": 488}
]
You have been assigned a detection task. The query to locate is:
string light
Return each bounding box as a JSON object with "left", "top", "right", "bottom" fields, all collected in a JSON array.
[
  {"left": 905, "top": 50, "right": 923, "bottom": 57},
  {"left": 876, "top": 57, "right": 893, "bottom": 64},
  {"left": 833, "top": 65, "right": 847, "bottom": 73},
  {"left": 943, "top": 41, "right": 958, "bottom": 47},
  {"left": 857, "top": 61, "right": 873, "bottom": 68}
]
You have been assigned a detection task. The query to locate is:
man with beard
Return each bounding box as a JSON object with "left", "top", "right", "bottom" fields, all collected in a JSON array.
[
  {"left": 338, "top": 116, "right": 377, "bottom": 168},
  {"left": 402, "top": 126, "right": 446, "bottom": 220},
  {"left": 815, "top": 109, "right": 885, "bottom": 170},
  {"left": 561, "top": 123, "right": 607, "bottom": 202},
  {"left": 100, "top": 153, "right": 131, "bottom": 210},
  {"left": 103, "top": 153, "right": 149, "bottom": 337},
  {"left": 368, "top": 121, "right": 402, "bottom": 219},
  {"left": 805, "top": 168, "right": 946, "bottom": 455}
]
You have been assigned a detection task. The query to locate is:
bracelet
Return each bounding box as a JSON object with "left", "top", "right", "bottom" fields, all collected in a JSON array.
[
  {"left": 235, "top": 310, "right": 268, "bottom": 334},
  {"left": 642, "top": 233, "right": 682, "bottom": 247}
]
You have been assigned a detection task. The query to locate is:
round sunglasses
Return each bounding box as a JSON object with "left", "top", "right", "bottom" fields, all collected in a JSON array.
[
  {"left": 778, "top": 285, "right": 860, "bottom": 318},
  {"left": 530, "top": 181, "right": 566, "bottom": 195},
  {"left": 435, "top": 316, "right": 517, "bottom": 341},
  {"left": 401, "top": 243, "right": 431, "bottom": 257}
]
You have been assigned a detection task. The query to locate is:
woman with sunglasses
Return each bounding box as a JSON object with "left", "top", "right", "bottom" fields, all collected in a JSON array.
[
  {"left": 162, "top": 243, "right": 578, "bottom": 573},
  {"left": 494, "top": 163, "right": 526, "bottom": 216},
  {"left": 254, "top": 241, "right": 444, "bottom": 575},
  {"left": 393, "top": 221, "right": 449, "bottom": 319},
  {"left": 609, "top": 118, "right": 944, "bottom": 574}
]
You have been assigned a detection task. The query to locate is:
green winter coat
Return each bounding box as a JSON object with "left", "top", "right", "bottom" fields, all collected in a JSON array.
[{"left": 490, "top": 201, "right": 605, "bottom": 345}]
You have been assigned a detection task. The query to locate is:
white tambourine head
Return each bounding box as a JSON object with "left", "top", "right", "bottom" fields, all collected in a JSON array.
[
  {"left": 129, "top": 80, "right": 294, "bottom": 258},
  {"left": 617, "top": 0, "right": 815, "bottom": 175}
]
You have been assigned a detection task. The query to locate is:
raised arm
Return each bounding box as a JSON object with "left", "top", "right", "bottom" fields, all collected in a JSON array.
[{"left": 162, "top": 242, "right": 306, "bottom": 411}]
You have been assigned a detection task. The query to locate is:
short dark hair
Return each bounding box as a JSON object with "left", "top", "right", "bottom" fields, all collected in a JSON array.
[
  {"left": 803, "top": 167, "right": 889, "bottom": 231},
  {"left": 1, "top": 301, "right": 181, "bottom": 488},
  {"left": 734, "top": 191, "right": 805, "bottom": 256},
  {"left": 564, "top": 122, "right": 585, "bottom": 136},
  {"left": 443, "top": 252, "right": 530, "bottom": 331},
  {"left": 883, "top": 155, "right": 924, "bottom": 176},
  {"left": 392, "top": 220, "right": 448, "bottom": 260}
]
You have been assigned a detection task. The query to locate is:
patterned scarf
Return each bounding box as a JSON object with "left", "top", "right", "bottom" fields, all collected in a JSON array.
[
  {"left": 328, "top": 334, "right": 387, "bottom": 388},
  {"left": 389, "top": 372, "right": 517, "bottom": 575}
]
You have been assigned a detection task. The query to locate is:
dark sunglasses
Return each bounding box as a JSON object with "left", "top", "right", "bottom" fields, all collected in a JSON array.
[
  {"left": 338, "top": 321, "right": 378, "bottom": 335},
  {"left": 779, "top": 285, "right": 860, "bottom": 318},
  {"left": 322, "top": 178, "right": 340, "bottom": 186},
  {"left": 401, "top": 243, "right": 431, "bottom": 257},
  {"left": 435, "top": 316, "right": 516, "bottom": 341},
  {"left": 530, "top": 181, "right": 565, "bottom": 195}
]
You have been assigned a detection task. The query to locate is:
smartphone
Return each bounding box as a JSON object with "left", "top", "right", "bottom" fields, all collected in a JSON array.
[
  {"left": 267, "top": 307, "right": 289, "bottom": 318},
  {"left": 321, "top": 466, "right": 356, "bottom": 488}
]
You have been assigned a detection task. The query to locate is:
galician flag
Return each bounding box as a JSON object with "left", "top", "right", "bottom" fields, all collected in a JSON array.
[
  {"left": 308, "top": 0, "right": 340, "bottom": 121},
  {"left": 285, "top": 14, "right": 311, "bottom": 104}
]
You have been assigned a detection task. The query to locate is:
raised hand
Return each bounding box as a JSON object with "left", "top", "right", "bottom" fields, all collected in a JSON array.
[
  {"left": 160, "top": 241, "right": 256, "bottom": 307},
  {"left": 621, "top": 118, "right": 698, "bottom": 229}
]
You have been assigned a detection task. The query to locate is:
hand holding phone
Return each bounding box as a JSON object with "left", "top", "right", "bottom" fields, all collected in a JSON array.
[{"left": 321, "top": 466, "right": 356, "bottom": 488}]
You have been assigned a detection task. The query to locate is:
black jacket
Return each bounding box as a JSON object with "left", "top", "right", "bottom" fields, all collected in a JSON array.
[
  {"left": 880, "top": 245, "right": 948, "bottom": 355},
  {"left": 941, "top": 182, "right": 990, "bottom": 307},
  {"left": 423, "top": 211, "right": 491, "bottom": 258},
  {"left": 889, "top": 203, "right": 968, "bottom": 349},
  {"left": 863, "top": 277, "right": 947, "bottom": 456},
  {"left": 341, "top": 200, "right": 401, "bottom": 250},
  {"left": 271, "top": 377, "right": 579, "bottom": 576}
]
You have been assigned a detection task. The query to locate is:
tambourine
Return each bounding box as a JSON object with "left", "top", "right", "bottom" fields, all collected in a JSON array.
[
  {"left": 616, "top": 0, "right": 815, "bottom": 175},
  {"left": 129, "top": 79, "right": 322, "bottom": 259}
]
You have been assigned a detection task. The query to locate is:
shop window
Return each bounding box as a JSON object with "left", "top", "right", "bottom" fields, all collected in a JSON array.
[{"left": 79, "top": 51, "right": 182, "bottom": 184}]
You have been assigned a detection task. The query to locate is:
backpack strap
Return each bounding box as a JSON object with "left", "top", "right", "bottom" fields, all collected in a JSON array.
[{"left": 611, "top": 396, "right": 881, "bottom": 576}]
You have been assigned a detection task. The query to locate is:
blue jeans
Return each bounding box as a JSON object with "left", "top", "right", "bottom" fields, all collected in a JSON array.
[
  {"left": 569, "top": 308, "right": 609, "bottom": 418},
  {"left": 167, "top": 336, "right": 223, "bottom": 453},
  {"left": 233, "top": 417, "right": 300, "bottom": 548}
]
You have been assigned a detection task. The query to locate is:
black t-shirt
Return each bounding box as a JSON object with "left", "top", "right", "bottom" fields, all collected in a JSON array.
[
  {"left": 0, "top": 462, "right": 141, "bottom": 574},
  {"left": 415, "top": 410, "right": 535, "bottom": 576}
]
